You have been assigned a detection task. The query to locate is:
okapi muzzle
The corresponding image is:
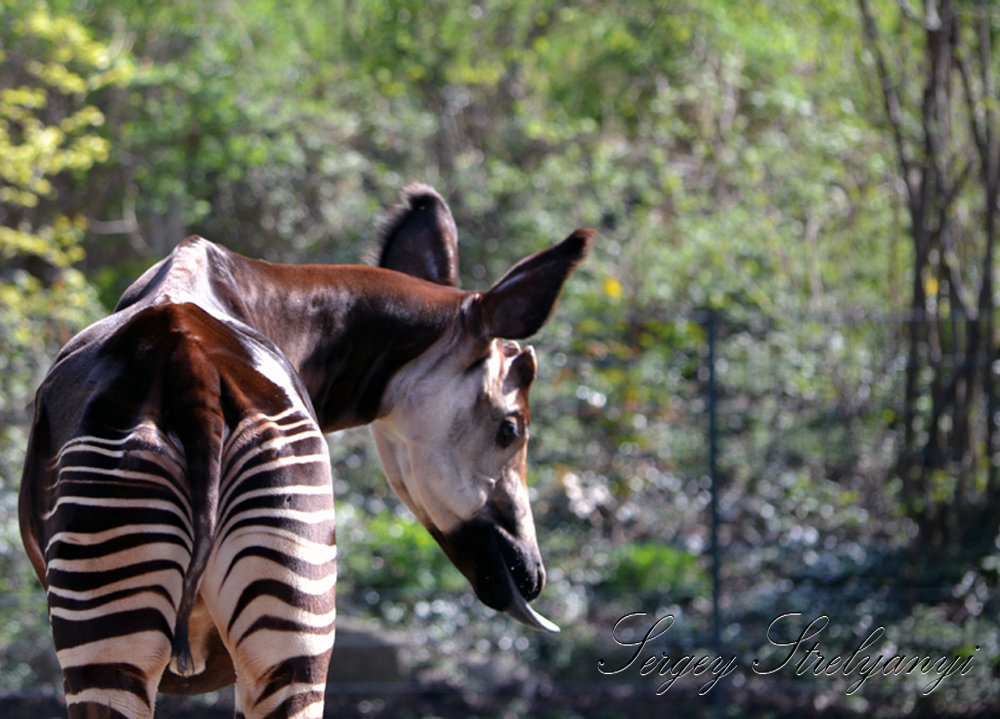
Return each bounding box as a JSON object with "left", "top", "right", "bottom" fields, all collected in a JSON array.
[
  {"left": 441, "top": 346, "right": 558, "bottom": 632},
  {"left": 433, "top": 496, "right": 555, "bottom": 631}
]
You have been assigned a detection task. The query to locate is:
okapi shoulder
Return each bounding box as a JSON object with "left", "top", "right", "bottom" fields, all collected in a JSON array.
[{"left": 114, "top": 237, "right": 249, "bottom": 324}]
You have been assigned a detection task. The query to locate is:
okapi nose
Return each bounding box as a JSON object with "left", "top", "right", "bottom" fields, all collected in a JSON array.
[
  {"left": 502, "top": 340, "right": 521, "bottom": 357},
  {"left": 509, "top": 346, "right": 537, "bottom": 388}
]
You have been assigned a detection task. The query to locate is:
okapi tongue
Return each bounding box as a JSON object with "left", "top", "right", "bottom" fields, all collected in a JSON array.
[{"left": 502, "top": 564, "right": 560, "bottom": 633}]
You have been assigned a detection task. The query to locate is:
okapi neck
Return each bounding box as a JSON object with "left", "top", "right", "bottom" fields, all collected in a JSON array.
[
  {"left": 230, "top": 255, "right": 466, "bottom": 432},
  {"left": 117, "top": 237, "right": 466, "bottom": 433}
]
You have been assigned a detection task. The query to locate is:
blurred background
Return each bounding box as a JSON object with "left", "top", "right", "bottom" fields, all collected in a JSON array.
[{"left": 2, "top": 0, "right": 1000, "bottom": 717}]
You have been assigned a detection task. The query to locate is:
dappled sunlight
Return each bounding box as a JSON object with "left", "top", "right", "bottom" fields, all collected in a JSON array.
[{"left": 3, "top": 1, "right": 1000, "bottom": 717}]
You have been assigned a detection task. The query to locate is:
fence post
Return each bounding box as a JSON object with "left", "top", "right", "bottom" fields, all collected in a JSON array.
[{"left": 706, "top": 310, "right": 724, "bottom": 717}]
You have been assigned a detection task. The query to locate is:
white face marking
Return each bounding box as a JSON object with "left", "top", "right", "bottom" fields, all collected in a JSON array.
[{"left": 371, "top": 336, "right": 535, "bottom": 534}]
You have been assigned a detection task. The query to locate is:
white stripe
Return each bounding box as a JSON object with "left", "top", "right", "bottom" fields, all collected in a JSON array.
[
  {"left": 65, "top": 687, "right": 152, "bottom": 718},
  {"left": 252, "top": 682, "right": 329, "bottom": 719},
  {"left": 57, "top": 433, "right": 136, "bottom": 452},
  {"left": 56, "top": 444, "right": 180, "bottom": 469},
  {"left": 56, "top": 445, "right": 183, "bottom": 473},
  {"left": 226, "top": 407, "right": 302, "bottom": 441},
  {"left": 47, "top": 541, "right": 190, "bottom": 573},
  {"left": 221, "top": 504, "right": 335, "bottom": 525},
  {"left": 218, "top": 505, "right": 336, "bottom": 541},
  {"left": 42, "top": 496, "right": 194, "bottom": 536},
  {"left": 230, "top": 484, "right": 333, "bottom": 502},
  {"left": 221, "top": 429, "right": 326, "bottom": 485},
  {"left": 231, "top": 453, "right": 329, "bottom": 482},
  {"left": 49, "top": 587, "right": 176, "bottom": 623},
  {"left": 216, "top": 526, "right": 338, "bottom": 564},
  {"left": 58, "top": 464, "right": 185, "bottom": 487},
  {"left": 231, "top": 596, "right": 337, "bottom": 635},
  {"left": 220, "top": 453, "right": 330, "bottom": 511},
  {"left": 47, "top": 568, "right": 183, "bottom": 605},
  {"left": 221, "top": 409, "right": 318, "bottom": 463},
  {"left": 55, "top": 465, "right": 192, "bottom": 514},
  {"left": 56, "top": 422, "right": 183, "bottom": 460},
  {"left": 228, "top": 564, "right": 337, "bottom": 597},
  {"left": 223, "top": 549, "right": 337, "bottom": 590},
  {"left": 239, "top": 626, "right": 335, "bottom": 658},
  {"left": 45, "top": 524, "right": 193, "bottom": 556}
]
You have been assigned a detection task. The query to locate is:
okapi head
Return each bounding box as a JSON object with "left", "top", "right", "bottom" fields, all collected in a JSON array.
[{"left": 368, "top": 185, "right": 591, "bottom": 632}]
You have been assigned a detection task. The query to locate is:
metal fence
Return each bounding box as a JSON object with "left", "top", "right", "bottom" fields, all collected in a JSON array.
[{"left": 2, "top": 309, "right": 999, "bottom": 718}]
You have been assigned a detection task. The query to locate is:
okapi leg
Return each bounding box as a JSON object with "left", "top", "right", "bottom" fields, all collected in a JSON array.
[
  {"left": 201, "top": 408, "right": 337, "bottom": 719},
  {"left": 207, "top": 505, "right": 337, "bottom": 719},
  {"left": 48, "top": 537, "right": 179, "bottom": 719},
  {"left": 45, "top": 425, "right": 192, "bottom": 719}
]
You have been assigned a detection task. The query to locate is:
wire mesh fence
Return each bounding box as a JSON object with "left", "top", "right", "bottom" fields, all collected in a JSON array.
[{"left": 1, "top": 309, "right": 999, "bottom": 718}]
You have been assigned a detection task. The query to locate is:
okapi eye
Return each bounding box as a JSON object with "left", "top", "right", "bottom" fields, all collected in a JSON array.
[{"left": 497, "top": 417, "right": 520, "bottom": 448}]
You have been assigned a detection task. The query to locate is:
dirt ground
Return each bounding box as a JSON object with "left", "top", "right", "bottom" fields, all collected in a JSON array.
[{"left": 2, "top": 682, "right": 990, "bottom": 719}]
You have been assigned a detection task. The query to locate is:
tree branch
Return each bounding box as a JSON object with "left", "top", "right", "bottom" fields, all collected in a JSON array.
[
  {"left": 898, "top": 0, "right": 921, "bottom": 24},
  {"left": 956, "top": 46, "right": 987, "bottom": 161},
  {"left": 977, "top": 0, "right": 999, "bottom": 199},
  {"left": 859, "top": 0, "right": 915, "bottom": 198}
]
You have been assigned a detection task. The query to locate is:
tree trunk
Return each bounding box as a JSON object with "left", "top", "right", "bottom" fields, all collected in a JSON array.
[{"left": 859, "top": 0, "right": 999, "bottom": 564}]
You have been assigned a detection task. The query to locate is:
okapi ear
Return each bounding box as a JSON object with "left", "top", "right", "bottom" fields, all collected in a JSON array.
[
  {"left": 470, "top": 229, "right": 594, "bottom": 340},
  {"left": 369, "top": 183, "right": 460, "bottom": 287}
]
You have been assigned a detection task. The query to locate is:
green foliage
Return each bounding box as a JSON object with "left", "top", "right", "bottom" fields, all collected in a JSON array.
[
  {"left": 0, "top": 0, "right": 118, "bottom": 475},
  {"left": 602, "top": 542, "right": 710, "bottom": 605},
  {"left": 339, "top": 508, "right": 467, "bottom": 597},
  {"left": 0, "top": 0, "right": 125, "bottom": 477},
  {"left": 0, "top": 0, "right": 128, "bottom": 690},
  {"left": 1, "top": 1, "right": 998, "bottom": 715},
  {"left": 0, "top": 0, "right": 131, "bottom": 265}
]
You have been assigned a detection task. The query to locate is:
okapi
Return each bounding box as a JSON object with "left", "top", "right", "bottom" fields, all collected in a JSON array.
[{"left": 19, "top": 184, "right": 591, "bottom": 719}]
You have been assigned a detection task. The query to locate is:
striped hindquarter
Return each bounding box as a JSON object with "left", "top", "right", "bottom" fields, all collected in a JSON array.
[
  {"left": 45, "top": 422, "right": 193, "bottom": 718},
  {"left": 24, "top": 305, "right": 338, "bottom": 719},
  {"left": 208, "top": 407, "right": 336, "bottom": 719}
]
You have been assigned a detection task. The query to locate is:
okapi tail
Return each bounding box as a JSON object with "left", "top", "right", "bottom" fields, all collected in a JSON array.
[{"left": 163, "top": 334, "right": 225, "bottom": 677}]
